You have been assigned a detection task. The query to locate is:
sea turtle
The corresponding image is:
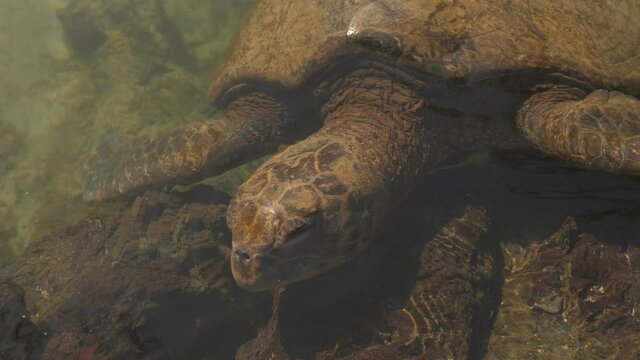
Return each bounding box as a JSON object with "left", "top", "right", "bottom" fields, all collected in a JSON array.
[{"left": 84, "top": 0, "right": 640, "bottom": 291}]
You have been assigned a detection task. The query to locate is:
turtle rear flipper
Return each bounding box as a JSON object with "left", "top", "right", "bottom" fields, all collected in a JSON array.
[
  {"left": 516, "top": 86, "right": 640, "bottom": 174},
  {"left": 83, "top": 92, "right": 306, "bottom": 202}
]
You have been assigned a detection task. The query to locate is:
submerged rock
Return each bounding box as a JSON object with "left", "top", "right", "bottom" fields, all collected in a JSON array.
[
  {"left": 57, "top": 5, "right": 106, "bottom": 57},
  {"left": 1, "top": 187, "right": 639, "bottom": 359},
  {"left": 331, "top": 206, "right": 498, "bottom": 360},
  {"left": 0, "top": 185, "right": 268, "bottom": 359},
  {"left": 486, "top": 218, "right": 640, "bottom": 359},
  {"left": 235, "top": 288, "right": 289, "bottom": 360},
  {"left": 236, "top": 208, "right": 640, "bottom": 360}
]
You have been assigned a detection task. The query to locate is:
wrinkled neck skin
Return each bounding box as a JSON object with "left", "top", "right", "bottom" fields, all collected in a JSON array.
[
  {"left": 317, "top": 66, "right": 431, "bottom": 213},
  {"left": 228, "top": 65, "right": 432, "bottom": 291}
]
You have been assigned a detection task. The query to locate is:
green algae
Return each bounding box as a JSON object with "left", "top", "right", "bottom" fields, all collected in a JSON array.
[{"left": 0, "top": 0, "right": 254, "bottom": 265}]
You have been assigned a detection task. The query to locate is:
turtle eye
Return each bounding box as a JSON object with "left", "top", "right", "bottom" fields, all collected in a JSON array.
[
  {"left": 287, "top": 220, "right": 315, "bottom": 242},
  {"left": 280, "top": 213, "right": 321, "bottom": 252}
]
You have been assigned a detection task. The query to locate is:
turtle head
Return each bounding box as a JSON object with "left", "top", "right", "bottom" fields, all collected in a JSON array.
[
  {"left": 227, "top": 67, "right": 429, "bottom": 292},
  {"left": 228, "top": 138, "right": 375, "bottom": 292}
]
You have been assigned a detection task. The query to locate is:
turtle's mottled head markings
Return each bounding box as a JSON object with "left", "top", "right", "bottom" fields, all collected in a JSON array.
[
  {"left": 228, "top": 67, "right": 430, "bottom": 291},
  {"left": 228, "top": 138, "right": 375, "bottom": 291}
]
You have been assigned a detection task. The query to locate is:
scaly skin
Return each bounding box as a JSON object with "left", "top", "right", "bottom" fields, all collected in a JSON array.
[
  {"left": 228, "top": 67, "right": 429, "bottom": 291},
  {"left": 215, "top": 0, "right": 640, "bottom": 291},
  {"left": 86, "top": 0, "right": 640, "bottom": 204},
  {"left": 84, "top": 92, "right": 309, "bottom": 201},
  {"left": 84, "top": 0, "right": 640, "bottom": 291},
  {"left": 383, "top": 205, "right": 493, "bottom": 359},
  {"left": 517, "top": 86, "right": 640, "bottom": 175}
]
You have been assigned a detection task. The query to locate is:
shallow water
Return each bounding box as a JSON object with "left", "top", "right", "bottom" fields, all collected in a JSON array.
[
  {"left": 0, "top": 0, "right": 254, "bottom": 265},
  {"left": 1, "top": 1, "right": 639, "bottom": 359}
]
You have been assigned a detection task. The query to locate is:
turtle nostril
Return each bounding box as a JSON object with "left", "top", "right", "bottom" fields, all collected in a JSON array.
[{"left": 234, "top": 247, "right": 251, "bottom": 264}]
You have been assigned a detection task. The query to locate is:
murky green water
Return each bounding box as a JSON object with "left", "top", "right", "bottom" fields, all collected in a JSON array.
[{"left": 0, "top": 0, "right": 254, "bottom": 266}]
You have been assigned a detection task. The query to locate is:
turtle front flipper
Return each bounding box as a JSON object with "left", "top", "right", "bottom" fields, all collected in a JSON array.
[
  {"left": 516, "top": 86, "right": 640, "bottom": 174},
  {"left": 83, "top": 93, "right": 309, "bottom": 202},
  {"left": 385, "top": 205, "right": 495, "bottom": 359}
]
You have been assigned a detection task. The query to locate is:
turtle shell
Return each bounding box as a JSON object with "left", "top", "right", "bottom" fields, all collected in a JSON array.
[{"left": 208, "top": 0, "right": 640, "bottom": 105}]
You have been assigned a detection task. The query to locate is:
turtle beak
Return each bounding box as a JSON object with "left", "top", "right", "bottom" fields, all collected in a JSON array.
[
  {"left": 231, "top": 245, "right": 286, "bottom": 292},
  {"left": 231, "top": 219, "right": 321, "bottom": 291}
]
